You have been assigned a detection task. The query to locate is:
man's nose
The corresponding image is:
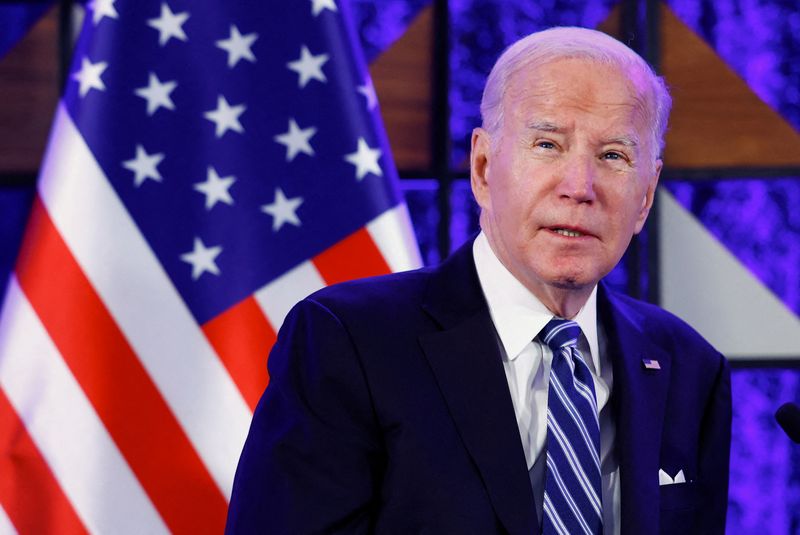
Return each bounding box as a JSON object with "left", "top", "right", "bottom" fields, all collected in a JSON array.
[{"left": 555, "top": 155, "right": 597, "bottom": 203}]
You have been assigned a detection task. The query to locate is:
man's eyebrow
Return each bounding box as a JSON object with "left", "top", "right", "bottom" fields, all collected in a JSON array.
[
  {"left": 525, "top": 122, "right": 640, "bottom": 147},
  {"left": 526, "top": 120, "right": 562, "bottom": 132},
  {"left": 605, "top": 136, "right": 638, "bottom": 147}
]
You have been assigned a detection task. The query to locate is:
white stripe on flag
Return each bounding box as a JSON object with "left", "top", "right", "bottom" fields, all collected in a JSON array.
[
  {"left": 0, "top": 503, "right": 19, "bottom": 535},
  {"left": 366, "top": 203, "right": 422, "bottom": 272},
  {"left": 254, "top": 261, "right": 326, "bottom": 332},
  {"left": 0, "top": 278, "right": 168, "bottom": 534},
  {"left": 37, "top": 104, "right": 252, "bottom": 498}
]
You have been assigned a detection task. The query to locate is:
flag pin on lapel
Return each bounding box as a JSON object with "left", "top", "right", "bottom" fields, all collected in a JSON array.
[{"left": 642, "top": 358, "right": 661, "bottom": 370}]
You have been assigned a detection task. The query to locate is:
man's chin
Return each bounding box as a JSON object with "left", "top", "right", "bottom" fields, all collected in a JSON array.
[
  {"left": 545, "top": 272, "right": 598, "bottom": 291},
  {"left": 549, "top": 278, "right": 588, "bottom": 290}
]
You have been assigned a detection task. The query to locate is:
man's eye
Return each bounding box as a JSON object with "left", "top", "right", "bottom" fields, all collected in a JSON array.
[
  {"left": 537, "top": 141, "right": 555, "bottom": 149},
  {"left": 602, "top": 151, "right": 624, "bottom": 160}
]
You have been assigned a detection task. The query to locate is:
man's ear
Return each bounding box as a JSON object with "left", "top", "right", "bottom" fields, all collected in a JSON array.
[
  {"left": 470, "top": 127, "right": 492, "bottom": 210},
  {"left": 634, "top": 158, "right": 662, "bottom": 234}
]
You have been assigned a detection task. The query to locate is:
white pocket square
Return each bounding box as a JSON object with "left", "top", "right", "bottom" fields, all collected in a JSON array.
[{"left": 658, "top": 468, "right": 686, "bottom": 486}]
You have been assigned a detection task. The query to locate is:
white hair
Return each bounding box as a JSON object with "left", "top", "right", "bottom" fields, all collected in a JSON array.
[{"left": 480, "top": 26, "right": 672, "bottom": 158}]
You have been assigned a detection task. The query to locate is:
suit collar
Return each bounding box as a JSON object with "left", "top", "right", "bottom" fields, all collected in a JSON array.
[
  {"left": 420, "top": 237, "right": 486, "bottom": 329},
  {"left": 599, "top": 284, "right": 671, "bottom": 535},
  {"left": 419, "top": 238, "right": 537, "bottom": 535}
]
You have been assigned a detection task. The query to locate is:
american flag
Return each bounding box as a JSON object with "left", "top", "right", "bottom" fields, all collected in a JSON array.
[
  {"left": 642, "top": 358, "right": 661, "bottom": 370},
  {"left": 0, "top": 0, "right": 420, "bottom": 532}
]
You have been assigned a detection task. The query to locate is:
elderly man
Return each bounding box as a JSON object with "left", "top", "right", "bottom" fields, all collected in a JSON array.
[{"left": 227, "top": 27, "right": 731, "bottom": 535}]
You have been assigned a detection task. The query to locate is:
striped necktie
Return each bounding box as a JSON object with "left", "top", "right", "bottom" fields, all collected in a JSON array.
[{"left": 540, "top": 318, "right": 603, "bottom": 535}]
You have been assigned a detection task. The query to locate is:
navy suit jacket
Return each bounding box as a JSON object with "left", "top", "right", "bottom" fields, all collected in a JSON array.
[{"left": 227, "top": 239, "right": 731, "bottom": 534}]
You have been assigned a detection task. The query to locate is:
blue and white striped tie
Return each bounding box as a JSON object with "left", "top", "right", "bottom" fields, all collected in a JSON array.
[{"left": 540, "top": 318, "right": 603, "bottom": 535}]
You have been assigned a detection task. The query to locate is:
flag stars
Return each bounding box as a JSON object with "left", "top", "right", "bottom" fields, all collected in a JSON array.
[
  {"left": 134, "top": 73, "right": 177, "bottom": 115},
  {"left": 287, "top": 45, "right": 329, "bottom": 88},
  {"left": 216, "top": 25, "right": 258, "bottom": 68},
  {"left": 180, "top": 237, "right": 222, "bottom": 280},
  {"left": 89, "top": 0, "right": 118, "bottom": 24},
  {"left": 147, "top": 3, "right": 189, "bottom": 46},
  {"left": 344, "top": 137, "right": 382, "bottom": 180},
  {"left": 122, "top": 145, "right": 164, "bottom": 186},
  {"left": 261, "top": 188, "right": 304, "bottom": 231},
  {"left": 203, "top": 96, "right": 246, "bottom": 138},
  {"left": 311, "top": 0, "right": 338, "bottom": 16},
  {"left": 194, "top": 167, "right": 235, "bottom": 210},
  {"left": 274, "top": 119, "right": 317, "bottom": 161},
  {"left": 358, "top": 78, "right": 378, "bottom": 111},
  {"left": 72, "top": 57, "right": 108, "bottom": 97}
]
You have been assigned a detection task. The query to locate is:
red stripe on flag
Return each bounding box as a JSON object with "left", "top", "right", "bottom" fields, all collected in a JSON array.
[
  {"left": 14, "top": 197, "right": 228, "bottom": 533},
  {"left": 0, "top": 387, "right": 88, "bottom": 535},
  {"left": 313, "top": 227, "right": 392, "bottom": 286},
  {"left": 202, "top": 296, "right": 274, "bottom": 411}
]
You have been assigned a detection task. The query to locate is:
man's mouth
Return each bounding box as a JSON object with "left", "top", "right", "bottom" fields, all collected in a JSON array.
[{"left": 551, "top": 227, "right": 586, "bottom": 238}]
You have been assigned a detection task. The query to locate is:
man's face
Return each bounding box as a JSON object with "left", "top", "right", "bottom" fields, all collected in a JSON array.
[{"left": 471, "top": 58, "right": 661, "bottom": 299}]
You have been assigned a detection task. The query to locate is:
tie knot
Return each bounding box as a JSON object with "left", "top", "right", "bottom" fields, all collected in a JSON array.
[{"left": 540, "top": 318, "right": 581, "bottom": 352}]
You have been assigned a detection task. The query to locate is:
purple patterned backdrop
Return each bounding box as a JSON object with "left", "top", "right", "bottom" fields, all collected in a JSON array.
[
  {"left": 667, "top": 179, "right": 800, "bottom": 316},
  {"left": 352, "top": 0, "right": 430, "bottom": 62},
  {"left": 728, "top": 367, "right": 800, "bottom": 533},
  {"left": 668, "top": 0, "right": 800, "bottom": 132}
]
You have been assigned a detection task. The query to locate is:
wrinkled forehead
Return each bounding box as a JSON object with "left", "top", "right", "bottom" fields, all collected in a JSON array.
[{"left": 504, "top": 57, "right": 654, "bottom": 129}]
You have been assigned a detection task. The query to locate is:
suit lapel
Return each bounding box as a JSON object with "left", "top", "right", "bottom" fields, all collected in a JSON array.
[
  {"left": 600, "top": 285, "right": 671, "bottom": 535},
  {"left": 419, "top": 241, "right": 536, "bottom": 535}
]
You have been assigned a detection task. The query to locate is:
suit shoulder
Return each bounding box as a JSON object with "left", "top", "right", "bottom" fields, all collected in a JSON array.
[
  {"left": 608, "top": 289, "right": 723, "bottom": 361},
  {"left": 304, "top": 266, "right": 433, "bottom": 314}
]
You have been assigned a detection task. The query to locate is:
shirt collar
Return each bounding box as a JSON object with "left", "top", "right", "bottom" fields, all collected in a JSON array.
[{"left": 472, "top": 232, "right": 601, "bottom": 374}]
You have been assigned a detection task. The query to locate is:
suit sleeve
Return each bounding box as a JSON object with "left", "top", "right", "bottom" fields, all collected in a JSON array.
[
  {"left": 225, "top": 297, "right": 384, "bottom": 534},
  {"left": 697, "top": 352, "right": 732, "bottom": 534}
]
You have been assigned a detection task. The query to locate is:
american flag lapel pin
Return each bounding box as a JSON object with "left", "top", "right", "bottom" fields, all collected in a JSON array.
[{"left": 642, "top": 358, "right": 661, "bottom": 370}]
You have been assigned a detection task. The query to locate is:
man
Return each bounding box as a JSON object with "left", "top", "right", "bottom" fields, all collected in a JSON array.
[{"left": 227, "top": 27, "right": 731, "bottom": 534}]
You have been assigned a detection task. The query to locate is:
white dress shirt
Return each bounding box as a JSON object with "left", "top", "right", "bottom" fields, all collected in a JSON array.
[{"left": 473, "top": 232, "right": 621, "bottom": 535}]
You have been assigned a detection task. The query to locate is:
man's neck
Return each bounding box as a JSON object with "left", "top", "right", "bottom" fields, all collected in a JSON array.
[{"left": 527, "top": 283, "right": 594, "bottom": 319}]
